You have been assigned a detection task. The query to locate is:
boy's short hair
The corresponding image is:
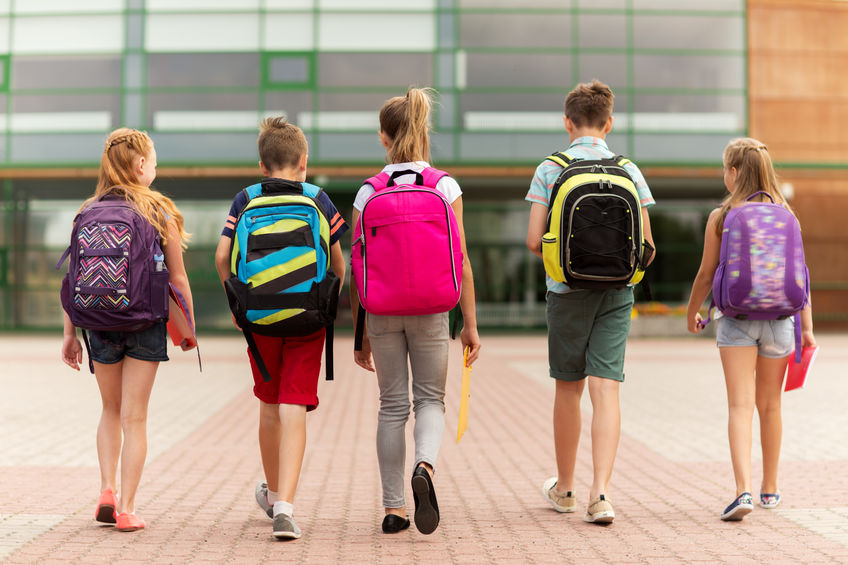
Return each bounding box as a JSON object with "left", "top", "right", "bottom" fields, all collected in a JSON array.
[
  {"left": 258, "top": 116, "right": 308, "bottom": 171},
  {"left": 564, "top": 79, "right": 614, "bottom": 130}
]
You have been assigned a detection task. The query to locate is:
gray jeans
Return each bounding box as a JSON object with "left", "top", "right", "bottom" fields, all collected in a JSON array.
[{"left": 367, "top": 312, "right": 449, "bottom": 508}]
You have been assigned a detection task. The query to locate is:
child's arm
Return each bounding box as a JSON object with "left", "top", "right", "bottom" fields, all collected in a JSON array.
[
  {"left": 641, "top": 207, "right": 656, "bottom": 266},
  {"left": 61, "top": 311, "right": 82, "bottom": 370},
  {"left": 526, "top": 202, "right": 548, "bottom": 259},
  {"left": 686, "top": 209, "right": 722, "bottom": 333},
  {"left": 214, "top": 235, "right": 231, "bottom": 285},
  {"left": 163, "top": 219, "right": 196, "bottom": 349},
  {"left": 329, "top": 241, "right": 345, "bottom": 288},
  {"left": 349, "top": 209, "right": 375, "bottom": 372},
  {"left": 451, "top": 196, "right": 481, "bottom": 366},
  {"left": 801, "top": 301, "right": 816, "bottom": 347}
]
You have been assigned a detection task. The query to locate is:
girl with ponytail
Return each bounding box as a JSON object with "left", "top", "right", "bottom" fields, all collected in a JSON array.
[
  {"left": 350, "top": 88, "right": 481, "bottom": 535},
  {"left": 61, "top": 128, "right": 196, "bottom": 532},
  {"left": 687, "top": 137, "right": 815, "bottom": 521}
]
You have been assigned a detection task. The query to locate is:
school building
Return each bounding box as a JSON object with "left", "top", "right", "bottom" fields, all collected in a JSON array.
[{"left": 0, "top": 0, "right": 845, "bottom": 331}]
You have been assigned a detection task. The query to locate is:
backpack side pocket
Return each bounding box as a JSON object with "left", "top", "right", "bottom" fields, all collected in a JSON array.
[{"left": 541, "top": 232, "right": 565, "bottom": 283}]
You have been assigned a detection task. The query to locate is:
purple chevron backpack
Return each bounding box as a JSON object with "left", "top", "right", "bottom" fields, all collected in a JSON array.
[
  {"left": 704, "top": 191, "right": 810, "bottom": 361},
  {"left": 59, "top": 194, "right": 169, "bottom": 334}
]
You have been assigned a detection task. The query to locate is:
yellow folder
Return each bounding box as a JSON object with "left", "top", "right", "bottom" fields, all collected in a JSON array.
[{"left": 457, "top": 346, "right": 472, "bottom": 443}]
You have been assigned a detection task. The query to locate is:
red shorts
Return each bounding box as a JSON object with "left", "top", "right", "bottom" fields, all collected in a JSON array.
[{"left": 247, "top": 329, "right": 325, "bottom": 410}]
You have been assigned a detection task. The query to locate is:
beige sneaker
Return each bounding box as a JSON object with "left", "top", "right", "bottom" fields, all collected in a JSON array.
[
  {"left": 541, "top": 477, "right": 576, "bottom": 513},
  {"left": 584, "top": 494, "right": 615, "bottom": 524}
]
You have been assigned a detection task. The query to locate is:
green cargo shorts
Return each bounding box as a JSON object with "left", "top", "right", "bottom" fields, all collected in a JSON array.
[{"left": 545, "top": 287, "right": 634, "bottom": 382}]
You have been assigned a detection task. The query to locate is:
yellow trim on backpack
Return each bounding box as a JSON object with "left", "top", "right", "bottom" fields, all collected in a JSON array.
[
  {"left": 248, "top": 250, "right": 317, "bottom": 289},
  {"left": 254, "top": 308, "right": 305, "bottom": 326},
  {"left": 253, "top": 218, "right": 309, "bottom": 236}
]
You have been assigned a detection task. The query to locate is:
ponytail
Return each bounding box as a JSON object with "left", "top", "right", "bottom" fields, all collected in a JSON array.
[
  {"left": 82, "top": 128, "right": 189, "bottom": 249},
  {"left": 379, "top": 87, "right": 434, "bottom": 164},
  {"left": 716, "top": 137, "right": 793, "bottom": 236}
]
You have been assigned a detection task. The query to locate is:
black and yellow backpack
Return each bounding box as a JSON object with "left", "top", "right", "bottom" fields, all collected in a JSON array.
[{"left": 541, "top": 152, "right": 654, "bottom": 289}]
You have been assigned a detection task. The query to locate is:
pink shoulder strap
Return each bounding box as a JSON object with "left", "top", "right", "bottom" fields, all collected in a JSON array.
[
  {"left": 364, "top": 172, "right": 391, "bottom": 192},
  {"left": 420, "top": 167, "right": 449, "bottom": 188}
]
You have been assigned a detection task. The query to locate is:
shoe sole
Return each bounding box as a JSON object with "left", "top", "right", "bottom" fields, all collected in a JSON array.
[
  {"left": 116, "top": 525, "right": 143, "bottom": 532},
  {"left": 95, "top": 504, "right": 116, "bottom": 525},
  {"left": 721, "top": 505, "right": 753, "bottom": 521},
  {"left": 584, "top": 511, "right": 615, "bottom": 524},
  {"left": 411, "top": 473, "right": 439, "bottom": 535},
  {"left": 273, "top": 530, "right": 302, "bottom": 540}
]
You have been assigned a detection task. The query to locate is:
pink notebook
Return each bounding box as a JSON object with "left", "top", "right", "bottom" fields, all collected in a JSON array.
[
  {"left": 166, "top": 283, "right": 202, "bottom": 372},
  {"left": 784, "top": 345, "right": 818, "bottom": 392}
]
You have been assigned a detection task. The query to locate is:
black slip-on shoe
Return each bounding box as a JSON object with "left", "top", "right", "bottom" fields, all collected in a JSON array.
[
  {"left": 381, "top": 514, "right": 411, "bottom": 533},
  {"left": 411, "top": 465, "right": 439, "bottom": 535}
]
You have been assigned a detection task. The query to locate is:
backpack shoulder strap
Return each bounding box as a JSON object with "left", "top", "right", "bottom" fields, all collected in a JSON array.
[
  {"left": 420, "top": 167, "right": 449, "bottom": 188},
  {"left": 615, "top": 155, "right": 632, "bottom": 167},
  {"left": 545, "top": 151, "right": 576, "bottom": 169},
  {"left": 364, "top": 172, "right": 391, "bottom": 192},
  {"left": 244, "top": 182, "right": 263, "bottom": 200}
]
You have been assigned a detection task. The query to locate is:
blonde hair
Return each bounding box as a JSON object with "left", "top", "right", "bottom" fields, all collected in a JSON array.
[
  {"left": 81, "top": 128, "right": 189, "bottom": 249},
  {"left": 716, "top": 137, "right": 793, "bottom": 235},
  {"left": 379, "top": 87, "right": 433, "bottom": 164},
  {"left": 258, "top": 116, "right": 308, "bottom": 171},
  {"left": 564, "top": 79, "right": 614, "bottom": 130}
]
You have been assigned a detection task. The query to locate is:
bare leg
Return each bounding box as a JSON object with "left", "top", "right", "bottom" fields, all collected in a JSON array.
[
  {"left": 277, "top": 403, "right": 307, "bottom": 503},
  {"left": 719, "top": 346, "right": 758, "bottom": 496},
  {"left": 258, "top": 401, "right": 282, "bottom": 493},
  {"left": 94, "top": 361, "right": 124, "bottom": 494},
  {"left": 756, "top": 355, "right": 789, "bottom": 494},
  {"left": 587, "top": 376, "right": 620, "bottom": 500},
  {"left": 116, "top": 357, "right": 158, "bottom": 514},
  {"left": 553, "top": 379, "right": 585, "bottom": 494}
]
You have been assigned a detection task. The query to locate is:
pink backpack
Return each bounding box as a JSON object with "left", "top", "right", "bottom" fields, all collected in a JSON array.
[{"left": 352, "top": 167, "right": 463, "bottom": 324}]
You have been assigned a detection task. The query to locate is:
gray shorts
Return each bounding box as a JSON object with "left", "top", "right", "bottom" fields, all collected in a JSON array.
[{"left": 715, "top": 316, "right": 794, "bottom": 358}]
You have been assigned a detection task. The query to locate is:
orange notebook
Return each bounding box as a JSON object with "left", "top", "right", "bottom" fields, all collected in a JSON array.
[
  {"left": 166, "top": 283, "right": 202, "bottom": 371},
  {"left": 784, "top": 345, "right": 818, "bottom": 392}
]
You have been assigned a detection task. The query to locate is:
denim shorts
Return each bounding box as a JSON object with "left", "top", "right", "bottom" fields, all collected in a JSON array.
[
  {"left": 715, "top": 316, "right": 794, "bottom": 358},
  {"left": 88, "top": 321, "right": 169, "bottom": 364}
]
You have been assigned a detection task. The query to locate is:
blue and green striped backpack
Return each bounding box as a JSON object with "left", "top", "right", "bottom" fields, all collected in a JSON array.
[{"left": 224, "top": 179, "right": 340, "bottom": 380}]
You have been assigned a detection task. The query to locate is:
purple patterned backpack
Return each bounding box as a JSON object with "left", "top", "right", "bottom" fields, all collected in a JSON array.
[
  {"left": 705, "top": 191, "right": 809, "bottom": 360},
  {"left": 58, "top": 194, "right": 170, "bottom": 338}
]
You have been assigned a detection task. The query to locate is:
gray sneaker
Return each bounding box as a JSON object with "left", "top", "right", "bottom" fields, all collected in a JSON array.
[
  {"left": 254, "top": 482, "right": 273, "bottom": 519},
  {"left": 273, "top": 513, "right": 302, "bottom": 540}
]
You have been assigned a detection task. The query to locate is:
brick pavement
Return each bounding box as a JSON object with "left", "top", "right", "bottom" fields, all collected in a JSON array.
[{"left": 1, "top": 332, "right": 846, "bottom": 564}]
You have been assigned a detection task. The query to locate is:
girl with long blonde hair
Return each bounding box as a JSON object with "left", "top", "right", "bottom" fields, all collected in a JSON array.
[{"left": 61, "top": 128, "right": 196, "bottom": 532}]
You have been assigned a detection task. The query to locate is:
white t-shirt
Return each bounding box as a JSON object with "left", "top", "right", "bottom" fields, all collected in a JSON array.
[{"left": 352, "top": 161, "right": 462, "bottom": 211}]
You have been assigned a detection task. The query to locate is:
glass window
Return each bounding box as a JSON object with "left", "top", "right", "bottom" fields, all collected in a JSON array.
[
  {"left": 318, "top": 91, "right": 398, "bottom": 112},
  {"left": 13, "top": 0, "right": 123, "bottom": 14},
  {"left": 264, "top": 91, "right": 313, "bottom": 124},
  {"left": 633, "top": 0, "right": 743, "bottom": 11},
  {"left": 147, "top": 92, "right": 259, "bottom": 127},
  {"left": 12, "top": 93, "right": 120, "bottom": 115},
  {"left": 146, "top": 0, "right": 259, "bottom": 10},
  {"left": 578, "top": 0, "right": 625, "bottom": 7},
  {"left": 148, "top": 54, "right": 259, "bottom": 88},
  {"left": 10, "top": 133, "right": 107, "bottom": 163},
  {"left": 265, "top": 0, "right": 313, "bottom": 8},
  {"left": 460, "top": 0, "right": 564, "bottom": 7},
  {"left": 577, "top": 54, "right": 627, "bottom": 87},
  {"left": 13, "top": 15, "right": 123, "bottom": 54},
  {"left": 320, "top": 0, "right": 433, "bottom": 9},
  {"left": 146, "top": 13, "right": 259, "bottom": 52},
  {"left": 268, "top": 56, "right": 310, "bottom": 84},
  {"left": 0, "top": 18, "right": 8, "bottom": 54},
  {"left": 460, "top": 13, "right": 570, "bottom": 48},
  {"left": 460, "top": 92, "right": 566, "bottom": 113},
  {"left": 634, "top": 15, "right": 744, "bottom": 50},
  {"left": 633, "top": 93, "right": 745, "bottom": 114},
  {"left": 151, "top": 132, "right": 259, "bottom": 164},
  {"left": 318, "top": 53, "right": 432, "bottom": 87},
  {"left": 633, "top": 54, "right": 744, "bottom": 90},
  {"left": 632, "top": 133, "right": 733, "bottom": 163},
  {"left": 577, "top": 14, "right": 626, "bottom": 48},
  {"left": 314, "top": 133, "right": 383, "bottom": 161},
  {"left": 263, "top": 13, "right": 314, "bottom": 51},
  {"left": 460, "top": 133, "right": 566, "bottom": 160},
  {"left": 318, "top": 14, "right": 434, "bottom": 51},
  {"left": 12, "top": 56, "right": 121, "bottom": 89},
  {"left": 464, "top": 53, "right": 571, "bottom": 88}
]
